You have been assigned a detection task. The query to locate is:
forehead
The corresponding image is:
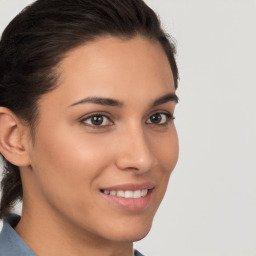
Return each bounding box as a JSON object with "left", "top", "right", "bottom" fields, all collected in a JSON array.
[{"left": 41, "top": 35, "right": 175, "bottom": 108}]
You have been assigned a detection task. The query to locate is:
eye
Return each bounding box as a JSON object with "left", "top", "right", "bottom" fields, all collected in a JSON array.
[
  {"left": 81, "top": 114, "right": 113, "bottom": 127},
  {"left": 146, "top": 112, "right": 174, "bottom": 125}
]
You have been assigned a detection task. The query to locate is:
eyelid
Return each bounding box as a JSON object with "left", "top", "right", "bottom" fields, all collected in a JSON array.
[
  {"left": 146, "top": 111, "right": 175, "bottom": 125},
  {"left": 80, "top": 112, "right": 114, "bottom": 128}
]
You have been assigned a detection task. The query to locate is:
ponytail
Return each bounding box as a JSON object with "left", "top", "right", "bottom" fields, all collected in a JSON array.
[{"left": 0, "top": 159, "right": 22, "bottom": 219}]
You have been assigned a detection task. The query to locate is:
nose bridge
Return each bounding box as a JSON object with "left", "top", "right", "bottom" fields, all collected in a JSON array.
[{"left": 115, "top": 123, "right": 155, "bottom": 172}]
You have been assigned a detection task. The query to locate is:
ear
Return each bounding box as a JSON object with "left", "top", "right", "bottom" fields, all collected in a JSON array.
[{"left": 0, "top": 107, "right": 31, "bottom": 167}]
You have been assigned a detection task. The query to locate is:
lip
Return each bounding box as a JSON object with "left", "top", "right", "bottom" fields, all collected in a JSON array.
[{"left": 100, "top": 182, "right": 155, "bottom": 211}]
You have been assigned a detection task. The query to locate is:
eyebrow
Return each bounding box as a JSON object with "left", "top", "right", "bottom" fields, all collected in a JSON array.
[
  {"left": 151, "top": 93, "right": 179, "bottom": 107},
  {"left": 69, "top": 93, "right": 178, "bottom": 108},
  {"left": 69, "top": 97, "right": 123, "bottom": 107}
]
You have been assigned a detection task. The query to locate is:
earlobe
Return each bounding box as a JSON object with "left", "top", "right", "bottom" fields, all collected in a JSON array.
[{"left": 0, "top": 107, "right": 31, "bottom": 167}]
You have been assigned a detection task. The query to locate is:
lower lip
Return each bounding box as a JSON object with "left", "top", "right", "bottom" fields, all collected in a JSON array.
[{"left": 100, "top": 189, "right": 153, "bottom": 211}]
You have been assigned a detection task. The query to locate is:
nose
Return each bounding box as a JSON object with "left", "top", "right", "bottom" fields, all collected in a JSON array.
[{"left": 115, "top": 126, "right": 156, "bottom": 173}]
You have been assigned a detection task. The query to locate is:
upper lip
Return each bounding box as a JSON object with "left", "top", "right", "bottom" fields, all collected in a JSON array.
[{"left": 100, "top": 182, "right": 155, "bottom": 191}]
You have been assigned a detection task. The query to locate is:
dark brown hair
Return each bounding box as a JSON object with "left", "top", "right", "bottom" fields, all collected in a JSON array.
[{"left": 0, "top": 0, "right": 178, "bottom": 218}]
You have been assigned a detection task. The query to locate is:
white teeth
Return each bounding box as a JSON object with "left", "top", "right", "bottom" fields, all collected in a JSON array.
[
  {"left": 110, "top": 190, "right": 116, "bottom": 196},
  {"left": 133, "top": 190, "right": 141, "bottom": 198},
  {"left": 117, "top": 191, "right": 125, "bottom": 197},
  {"left": 103, "top": 189, "right": 148, "bottom": 198},
  {"left": 124, "top": 190, "right": 133, "bottom": 198},
  {"left": 141, "top": 189, "right": 147, "bottom": 197}
]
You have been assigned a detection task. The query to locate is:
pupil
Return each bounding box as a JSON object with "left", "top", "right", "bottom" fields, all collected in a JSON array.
[
  {"left": 92, "top": 116, "right": 103, "bottom": 125},
  {"left": 150, "top": 114, "right": 162, "bottom": 123}
]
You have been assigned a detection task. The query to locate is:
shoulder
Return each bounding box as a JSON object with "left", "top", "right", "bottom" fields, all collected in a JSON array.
[
  {"left": 0, "top": 214, "right": 36, "bottom": 256},
  {"left": 0, "top": 217, "right": 16, "bottom": 255}
]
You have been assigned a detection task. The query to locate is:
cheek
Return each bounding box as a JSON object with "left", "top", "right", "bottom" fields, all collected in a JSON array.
[
  {"left": 34, "top": 123, "right": 110, "bottom": 170},
  {"left": 152, "top": 127, "right": 179, "bottom": 174},
  {"left": 29, "top": 126, "right": 112, "bottom": 203},
  {"left": 150, "top": 127, "right": 179, "bottom": 198}
]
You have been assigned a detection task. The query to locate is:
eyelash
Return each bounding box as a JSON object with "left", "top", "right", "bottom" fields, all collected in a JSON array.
[
  {"left": 80, "top": 112, "right": 113, "bottom": 129},
  {"left": 80, "top": 112, "right": 175, "bottom": 128},
  {"left": 146, "top": 112, "right": 175, "bottom": 126}
]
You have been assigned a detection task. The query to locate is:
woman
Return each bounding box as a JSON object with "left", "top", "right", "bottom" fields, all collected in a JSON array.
[{"left": 0, "top": 0, "right": 179, "bottom": 255}]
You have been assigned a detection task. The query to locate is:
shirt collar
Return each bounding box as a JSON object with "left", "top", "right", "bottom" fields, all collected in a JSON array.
[{"left": 0, "top": 214, "right": 37, "bottom": 256}]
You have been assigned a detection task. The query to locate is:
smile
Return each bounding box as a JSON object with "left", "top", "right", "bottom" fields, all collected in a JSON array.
[
  {"left": 101, "top": 189, "right": 148, "bottom": 198},
  {"left": 99, "top": 183, "right": 155, "bottom": 211}
]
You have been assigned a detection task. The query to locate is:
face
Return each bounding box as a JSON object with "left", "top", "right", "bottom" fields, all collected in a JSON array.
[{"left": 23, "top": 36, "right": 179, "bottom": 243}]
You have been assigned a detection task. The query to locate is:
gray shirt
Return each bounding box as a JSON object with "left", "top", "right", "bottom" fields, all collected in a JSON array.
[{"left": 0, "top": 214, "right": 144, "bottom": 256}]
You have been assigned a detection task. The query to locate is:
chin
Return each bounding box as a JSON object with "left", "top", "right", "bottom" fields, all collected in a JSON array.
[{"left": 103, "top": 220, "right": 153, "bottom": 242}]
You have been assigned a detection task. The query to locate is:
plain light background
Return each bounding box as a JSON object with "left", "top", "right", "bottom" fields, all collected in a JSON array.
[{"left": 0, "top": 0, "right": 256, "bottom": 255}]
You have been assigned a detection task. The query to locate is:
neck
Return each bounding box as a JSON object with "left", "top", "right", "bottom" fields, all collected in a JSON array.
[{"left": 15, "top": 208, "right": 134, "bottom": 256}]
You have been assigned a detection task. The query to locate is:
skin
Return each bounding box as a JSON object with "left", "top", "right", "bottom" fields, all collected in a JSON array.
[{"left": 0, "top": 36, "right": 178, "bottom": 256}]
